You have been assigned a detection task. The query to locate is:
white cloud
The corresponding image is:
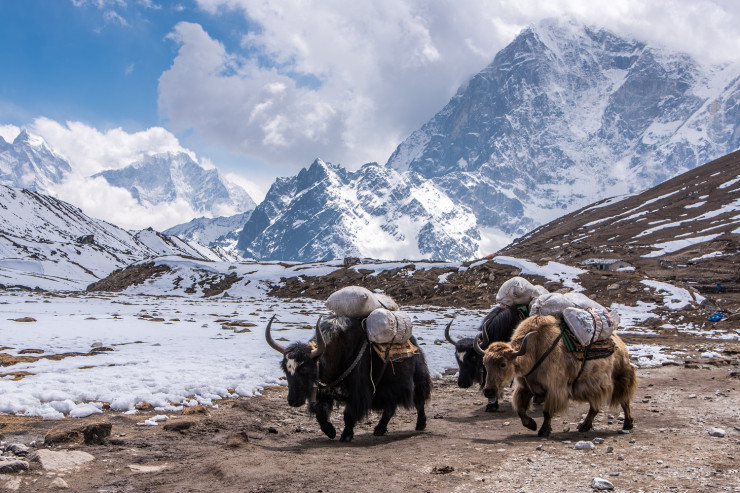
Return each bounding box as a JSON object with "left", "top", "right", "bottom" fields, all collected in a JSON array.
[
  {"left": 52, "top": 175, "right": 200, "bottom": 231},
  {"left": 30, "top": 117, "right": 188, "bottom": 175},
  {"left": 157, "top": 0, "right": 740, "bottom": 174},
  {"left": 0, "top": 124, "right": 21, "bottom": 143},
  {"left": 22, "top": 118, "right": 239, "bottom": 230}
]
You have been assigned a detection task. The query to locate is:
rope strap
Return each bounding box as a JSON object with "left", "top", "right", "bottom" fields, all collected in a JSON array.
[
  {"left": 318, "top": 338, "right": 369, "bottom": 389},
  {"left": 525, "top": 332, "right": 562, "bottom": 377}
]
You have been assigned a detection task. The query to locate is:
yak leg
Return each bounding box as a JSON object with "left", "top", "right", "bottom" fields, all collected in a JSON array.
[
  {"left": 538, "top": 394, "right": 561, "bottom": 437},
  {"left": 512, "top": 386, "right": 537, "bottom": 431},
  {"left": 485, "top": 397, "right": 499, "bottom": 412},
  {"left": 373, "top": 405, "right": 397, "bottom": 436},
  {"left": 339, "top": 406, "right": 358, "bottom": 442},
  {"left": 578, "top": 405, "right": 599, "bottom": 432},
  {"left": 311, "top": 397, "right": 336, "bottom": 440},
  {"left": 414, "top": 389, "right": 427, "bottom": 431},
  {"left": 538, "top": 410, "right": 553, "bottom": 438},
  {"left": 621, "top": 401, "right": 634, "bottom": 430}
]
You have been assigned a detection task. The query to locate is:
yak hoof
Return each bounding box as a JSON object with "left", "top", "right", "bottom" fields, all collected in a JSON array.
[
  {"left": 537, "top": 425, "right": 552, "bottom": 438},
  {"left": 415, "top": 418, "right": 427, "bottom": 431},
  {"left": 319, "top": 422, "right": 336, "bottom": 440},
  {"left": 339, "top": 430, "right": 354, "bottom": 442},
  {"left": 523, "top": 417, "right": 537, "bottom": 431},
  {"left": 623, "top": 417, "right": 634, "bottom": 430},
  {"left": 485, "top": 402, "right": 499, "bottom": 412},
  {"left": 373, "top": 425, "right": 387, "bottom": 436},
  {"left": 577, "top": 421, "right": 592, "bottom": 433}
]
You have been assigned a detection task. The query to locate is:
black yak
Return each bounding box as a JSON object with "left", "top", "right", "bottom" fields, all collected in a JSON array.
[
  {"left": 266, "top": 314, "right": 432, "bottom": 442},
  {"left": 444, "top": 304, "right": 525, "bottom": 411}
]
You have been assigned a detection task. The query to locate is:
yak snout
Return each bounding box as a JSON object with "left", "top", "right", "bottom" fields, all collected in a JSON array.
[{"left": 483, "top": 386, "right": 499, "bottom": 399}]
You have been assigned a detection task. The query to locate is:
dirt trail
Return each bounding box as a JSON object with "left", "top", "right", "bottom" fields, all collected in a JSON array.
[{"left": 1, "top": 362, "right": 738, "bottom": 493}]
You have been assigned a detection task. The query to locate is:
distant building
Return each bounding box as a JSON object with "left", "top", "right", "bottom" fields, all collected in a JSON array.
[
  {"left": 343, "top": 257, "right": 361, "bottom": 267},
  {"left": 581, "top": 258, "right": 634, "bottom": 271}
]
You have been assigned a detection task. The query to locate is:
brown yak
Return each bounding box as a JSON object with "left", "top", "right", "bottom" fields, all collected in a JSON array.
[{"left": 478, "top": 315, "right": 636, "bottom": 438}]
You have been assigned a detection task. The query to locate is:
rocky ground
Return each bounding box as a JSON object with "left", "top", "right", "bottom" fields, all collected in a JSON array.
[
  {"left": 4, "top": 254, "right": 739, "bottom": 492},
  {"left": 0, "top": 348, "right": 738, "bottom": 492}
]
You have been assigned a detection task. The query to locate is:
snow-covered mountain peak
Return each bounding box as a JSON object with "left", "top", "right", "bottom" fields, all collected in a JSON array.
[
  {"left": 93, "top": 151, "right": 256, "bottom": 217},
  {"left": 0, "top": 129, "right": 72, "bottom": 192}
]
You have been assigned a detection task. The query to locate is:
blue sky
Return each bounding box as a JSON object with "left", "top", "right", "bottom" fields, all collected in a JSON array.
[
  {"left": 1, "top": 0, "right": 739, "bottom": 229},
  {"left": 0, "top": 1, "right": 249, "bottom": 130}
]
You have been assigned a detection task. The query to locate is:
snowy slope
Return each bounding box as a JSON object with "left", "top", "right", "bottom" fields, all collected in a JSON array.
[
  {"left": 164, "top": 210, "right": 253, "bottom": 260},
  {"left": 0, "top": 185, "right": 228, "bottom": 290},
  {"left": 502, "top": 149, "right": 740, "bottom": 277}
]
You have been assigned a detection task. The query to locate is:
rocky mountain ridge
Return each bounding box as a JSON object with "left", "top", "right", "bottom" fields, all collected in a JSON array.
[
  {"left": 0, "top": 184, "right": 229, "bottom": 291},
  {"left": 232, "top": 18, "right": 740, "bottom": 261}
]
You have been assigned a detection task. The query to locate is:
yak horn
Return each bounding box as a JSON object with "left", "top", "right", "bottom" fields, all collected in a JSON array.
[
  {"left": 506, "top": 331, "right": 536, "bottom": 359},
  {"left": 473, "top": 332, "right": 485, "bottom": 356},
  {"left": 444, "top": 319, "right": 456, "bottom": 345},
  {"left": 480, "top": 325, "right": 490, "bottom": 348},
  {"left": 265, "top": 315, "right": 287, "bottom": 354},
  {"left": 310, "top": 316, "right": 326, "bottom": 360}
]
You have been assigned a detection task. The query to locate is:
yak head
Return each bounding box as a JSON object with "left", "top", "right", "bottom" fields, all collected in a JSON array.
[
  {"left": 478, "top": 331, "right": 535, "bottom": 400},
  {"left": 265, "top": 315, "right": 326, "bottom": 407},
  {"left": 444, "top": 320, "right": 485, "bottom": 388}
]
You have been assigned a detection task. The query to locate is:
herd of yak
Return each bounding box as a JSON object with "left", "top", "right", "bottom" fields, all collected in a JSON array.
[{"left": 264, "top": 282, "right": 637, "bottom": 442}]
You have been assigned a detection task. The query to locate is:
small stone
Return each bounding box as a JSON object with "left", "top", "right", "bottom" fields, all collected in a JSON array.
[
  {"left": 590, "top": 477, "right": 614, "bottom": 490},
  {"left": 606, "top": 446, "right": 614, "bottom": 453},
  {"left": 617, "top": 429, "right": 631, "bottom": 434},
  {"left": 30, "top": 450, "right": 94, "bottom": 471},
  {"left": 0, "top": 460, "right": 29, "bottom": 473},
  {"left": 5, "top": 443, "right": 30, "bottom": 456},
  {"left": 709, "top": 428, "right": 725, "bottom": 437},
  {"left": 575, "top": 441, "right": 596, "bottom": 450},
  {"left": 128, "top": 464, "right": 168, "bottom": 473},
  {"left": 592, "top": 438, "right": 605, "bottom": 444},
  {"left": 163, "top": 420, "right": 195, "bottom": 433},
  {"left": 50, "top": 477, "right": 69, "bottom": 489},
  {"left": 84, "top": 422, "right": 112, "bottom": 445}
]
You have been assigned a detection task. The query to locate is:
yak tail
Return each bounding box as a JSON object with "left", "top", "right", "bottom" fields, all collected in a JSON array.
[{"left": 610, "top": 362, "right": 637, "bottom": 408}]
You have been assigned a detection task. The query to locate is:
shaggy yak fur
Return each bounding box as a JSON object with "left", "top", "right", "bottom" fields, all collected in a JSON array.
[
  {"left": 445, "top": 304, "right": 524, "bottom": 411},
  {"left": 481, "top": 315, "right": 637, "bottom": 438},
  {"left": 266, "top": 315, "right": 432, "bottom": 442}
]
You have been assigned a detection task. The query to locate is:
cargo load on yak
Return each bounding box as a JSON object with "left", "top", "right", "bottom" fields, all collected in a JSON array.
[
  {"left": 365, "top": 308, "right": 413, "bottom": 344},
  {"left": 326, "top": 285, "right": 399, "bottom": 318},
  {"left": 496, "top": 276, "right": 548, "bottom": 307},
  {"left": 529, "top": 292, "right": 620, "bottom": 347},
  {"left": 325, "top": 286, "right": 416, "bottom": 362}
]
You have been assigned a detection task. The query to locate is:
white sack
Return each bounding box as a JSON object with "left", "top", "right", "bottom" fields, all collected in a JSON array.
[
  {"left": 496, "top": 277, "right": 542, "bottom": 306},
  {"left": 365, "top": 308, "right": 413, "bottom": 344},
  {"left": 562, "top": 307, "right": 620, "bottom": 346},
  {"left": 529, "top": 292, "right": 605, "bottom": 316},
  {"left": 326, "top": 286, "right": 397, "bottom": 318},
  {"left": 374, "top": 293, "right": 399, "bottom": 311}
]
